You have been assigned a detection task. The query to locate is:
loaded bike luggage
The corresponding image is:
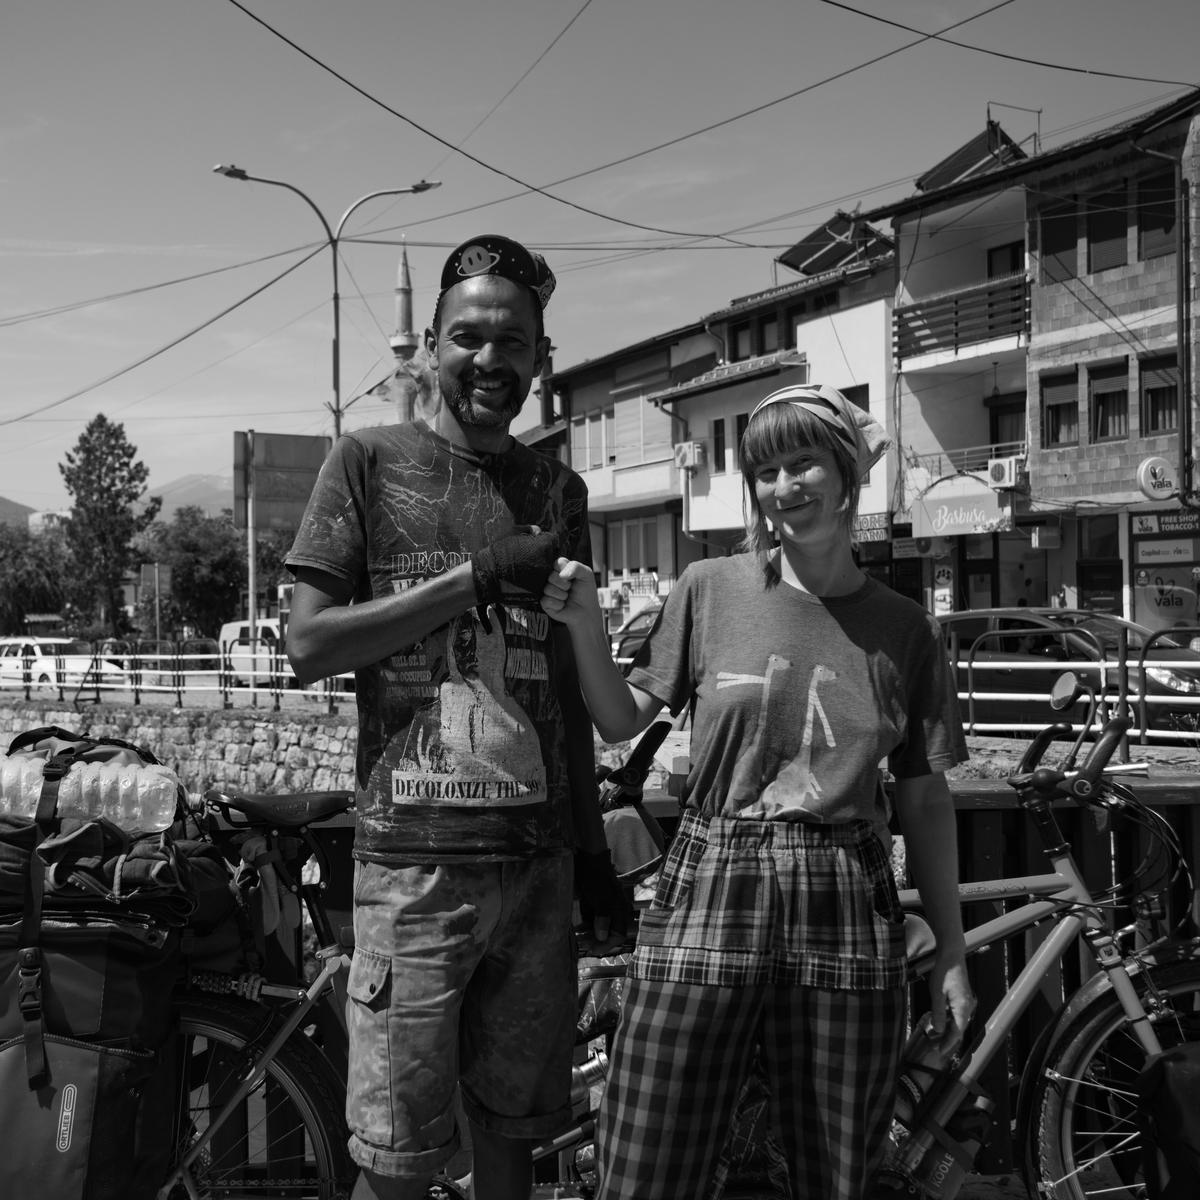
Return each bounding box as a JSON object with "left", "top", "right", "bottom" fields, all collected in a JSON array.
[{"left": 0, "top": 726, "right": 193, "bottom": 1200}]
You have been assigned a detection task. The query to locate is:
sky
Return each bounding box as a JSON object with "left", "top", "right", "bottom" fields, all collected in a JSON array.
[{"left": 3, "top": 0, "right": 1198, "bottom": 513}]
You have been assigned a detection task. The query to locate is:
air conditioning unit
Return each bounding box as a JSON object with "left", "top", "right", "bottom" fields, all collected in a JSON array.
[
  {"left": 987, "top": 455, "right": 1023, "bottom": 490},
  {"left": 914, "top": 537, "right": 952, "bottom": 557},
  {"left": 673, "top": 441, "right": 707, "bottom": 471}
]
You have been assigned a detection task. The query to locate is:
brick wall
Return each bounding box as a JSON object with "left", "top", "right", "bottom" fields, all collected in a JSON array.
[{"left": 0, "top": 699, "right": 358, "bottom": 797}]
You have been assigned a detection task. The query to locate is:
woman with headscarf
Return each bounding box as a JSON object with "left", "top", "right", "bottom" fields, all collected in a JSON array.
[{"left": 542, "top": 384, "right": 975, "bottom": 1199}]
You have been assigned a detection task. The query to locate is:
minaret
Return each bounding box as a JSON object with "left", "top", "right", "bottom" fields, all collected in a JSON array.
[{"left": 389, "top": 242, "right": 418, "bottom": 364}]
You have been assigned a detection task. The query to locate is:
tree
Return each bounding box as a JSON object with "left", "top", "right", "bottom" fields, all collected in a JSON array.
[
  {"left": 0, "top": 525, "right": 72, "bottom": 635},
  {"left": 136, "top": 506, "right": 243, "bottom": 638},
  {"left": 60, "top": 414, "right": 161, "bottom": 636}
]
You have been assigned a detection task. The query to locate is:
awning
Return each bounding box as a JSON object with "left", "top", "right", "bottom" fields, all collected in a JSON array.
[{"left": 909, "top": 474, "right": 1012, "bottom": 537}]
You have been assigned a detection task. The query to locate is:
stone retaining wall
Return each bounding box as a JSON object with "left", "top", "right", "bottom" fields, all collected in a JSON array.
[{"left": 0, "top": 699, "right": 359, "bottom": 796}]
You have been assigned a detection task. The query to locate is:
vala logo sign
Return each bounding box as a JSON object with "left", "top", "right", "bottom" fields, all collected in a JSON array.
[{"left": 1136, "top": 456, "right": 1177, "bottom": 502}]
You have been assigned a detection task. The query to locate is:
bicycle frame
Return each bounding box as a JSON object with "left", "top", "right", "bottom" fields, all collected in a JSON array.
[{"left": 891, "top": 834, "right": 1168, "bottom": 1178}]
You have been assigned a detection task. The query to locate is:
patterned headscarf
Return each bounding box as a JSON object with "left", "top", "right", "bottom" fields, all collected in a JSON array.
[
  {"left": 748, "top": 383, "right": 889, "bottom": 479},
  {"left": 438, "top": 234, "right": 556, "bottom": 311}
]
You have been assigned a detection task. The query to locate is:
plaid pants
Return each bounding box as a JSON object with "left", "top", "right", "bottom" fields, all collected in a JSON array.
[
  {"left": 597, "top": 979, "right": 904, "bottom": 1200},
  {"left": 597, "top": 813, "right": 906, "bottom": 1199}
]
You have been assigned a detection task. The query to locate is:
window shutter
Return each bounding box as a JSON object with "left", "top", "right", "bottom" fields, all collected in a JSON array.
[{"left": 1087, "top": 192, "right": 1128, "bottom": 272}]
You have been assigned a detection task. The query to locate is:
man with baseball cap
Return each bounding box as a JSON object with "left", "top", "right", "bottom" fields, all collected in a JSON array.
[{"left": 286, "top": 235, "right": 627, "bottom": 1200}]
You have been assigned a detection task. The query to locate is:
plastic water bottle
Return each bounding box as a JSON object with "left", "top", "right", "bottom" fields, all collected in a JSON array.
[
  {"left": 894, "top": 1012, "right": 961, "bottom": 1129},
  {"left": 0, "top": 756, "right": 180, "bottom": 830}
]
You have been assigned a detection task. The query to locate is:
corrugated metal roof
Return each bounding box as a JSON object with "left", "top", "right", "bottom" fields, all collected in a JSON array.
[{"left": 644, "top": 350, "right": 807, "bottom": 406}]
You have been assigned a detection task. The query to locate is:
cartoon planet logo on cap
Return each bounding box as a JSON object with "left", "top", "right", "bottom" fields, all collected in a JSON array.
[{"left": 457, "top": 244, "right": 501, "bottom": 277}]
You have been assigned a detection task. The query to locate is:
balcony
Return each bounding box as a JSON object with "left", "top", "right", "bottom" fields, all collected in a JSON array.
[
  {"left": 909, "top": 441, "right": 1026, "bottom": 477},
  {"left": 895, "top": 273, "right": 1029, "bottom": 364}
]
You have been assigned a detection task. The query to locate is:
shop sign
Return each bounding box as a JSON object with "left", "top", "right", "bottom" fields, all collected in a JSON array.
[
  {"left": 910, "top": 477, "right": 1012, "bottom": 538},
  {"left": 853, "top": 512, "right": 890, "bottom": 542},
  {"left": 1132, "top": 511, "right": 1200, "bottom": 536}
]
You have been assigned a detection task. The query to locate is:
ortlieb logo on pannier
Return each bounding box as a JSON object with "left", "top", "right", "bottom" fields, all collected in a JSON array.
[{"left": 0, "top": 726, "right": 194, "bottom": 1200}]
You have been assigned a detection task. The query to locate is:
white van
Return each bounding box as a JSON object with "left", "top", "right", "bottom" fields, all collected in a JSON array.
[{"left": 217, "top": 618, "right": 290, "bottom": 687}]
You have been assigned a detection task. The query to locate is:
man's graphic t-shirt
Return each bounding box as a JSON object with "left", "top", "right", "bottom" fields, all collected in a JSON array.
[
  {"left": 287, "top": 421, "right": 591, "bottom": 863},
  {"left": 626, "top": 556, "right": 968, "bottom": 826}
]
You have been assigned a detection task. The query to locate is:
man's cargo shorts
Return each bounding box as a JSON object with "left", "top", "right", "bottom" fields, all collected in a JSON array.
[{"left": 345, "top": 854, "right": 575, "bottom": 1179}]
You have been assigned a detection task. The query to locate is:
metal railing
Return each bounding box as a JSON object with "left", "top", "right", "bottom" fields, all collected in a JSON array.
[
  {"left": 0, "top": 637, "right": 354, "bottom": 714},
  {"left": 947, "top": 622, "right": 1200, "bottom": 746},
  {"left": 895, "top": 272, "right": 1030, "bottom": 361}
]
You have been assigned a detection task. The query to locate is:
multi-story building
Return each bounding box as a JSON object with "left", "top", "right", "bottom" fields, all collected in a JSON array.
[
  {"left": 547, "top": 212, "right": 897, "bottom": 624},
  {"left": 862, "top": 89, "right": 1200, "bottom": 629}
]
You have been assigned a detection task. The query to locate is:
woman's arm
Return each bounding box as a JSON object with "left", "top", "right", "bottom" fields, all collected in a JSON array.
[
  {"left": 542, "top": 558, "right": 664, "bottom": 742},
  {"left": 894, "top": 772, "right": 976, "bottom": 1049}
]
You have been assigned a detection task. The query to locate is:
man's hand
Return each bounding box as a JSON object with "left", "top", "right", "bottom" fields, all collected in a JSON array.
[
  {"left": 472, "top": 530, "right": 560, "bottom": 603},
  {"left": 574, "top": 847, "right": 633, "bottom": 944}
]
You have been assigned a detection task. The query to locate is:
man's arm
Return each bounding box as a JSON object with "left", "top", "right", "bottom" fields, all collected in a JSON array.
[
  {"left": 286, "top": 531, "right": 562, "bottom": 685},
  {"left": 285, "top": 564, "right": 478, "bottom": 685}
]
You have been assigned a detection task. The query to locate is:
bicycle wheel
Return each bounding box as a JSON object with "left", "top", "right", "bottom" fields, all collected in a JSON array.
[
  {"left": 1025, "top": 959, "right": 1200, "bottom": 1200},
  {"left": 159, "top": 992, "right": 355, "bottom": 1200}
]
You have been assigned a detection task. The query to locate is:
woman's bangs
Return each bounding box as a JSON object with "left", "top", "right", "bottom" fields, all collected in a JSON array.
[{"left": 740, "top": 402, "right": 838, "bottom": 469}]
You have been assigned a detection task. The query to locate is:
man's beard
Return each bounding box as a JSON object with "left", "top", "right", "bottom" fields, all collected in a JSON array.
[{"left": 444, "top": 375, "right": 525, "bottom": 428}]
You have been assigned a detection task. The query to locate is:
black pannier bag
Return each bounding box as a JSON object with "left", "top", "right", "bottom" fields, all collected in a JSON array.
[
  {"left": 1137, "top": 1042, "right": 1200, "bottom": 1200},
  {"left": 0, "top": 726, "right": 194, "bottom": 1200}
]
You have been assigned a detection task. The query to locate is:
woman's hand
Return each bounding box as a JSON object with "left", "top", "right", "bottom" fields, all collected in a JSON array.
[
  {"left": 927, "top": 948, "right": 976, "bottom": 1054},
  {"left": 542, "top": 558, "right": 602, "bottom": 631}
]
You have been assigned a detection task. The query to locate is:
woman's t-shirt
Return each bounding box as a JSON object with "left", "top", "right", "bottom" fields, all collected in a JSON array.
[{"left": 626, "top": 556, "right": 968, "bottom": 825}]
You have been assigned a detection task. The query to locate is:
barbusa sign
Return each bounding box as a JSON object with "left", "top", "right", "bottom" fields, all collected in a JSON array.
[{"left": 909, "top": 475, "right": 1012, "bottom": 538}]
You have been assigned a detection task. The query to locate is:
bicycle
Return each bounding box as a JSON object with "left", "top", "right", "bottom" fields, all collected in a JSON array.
[
  {"left": 154, "top": 676, "right": 1200, "bottom": 1200},
  {"left": 153, "top": 722, "right": 677, "bottom": 1200},
  {"left": 877, "top": 669, "right": 1200, "bottom": 1199}
]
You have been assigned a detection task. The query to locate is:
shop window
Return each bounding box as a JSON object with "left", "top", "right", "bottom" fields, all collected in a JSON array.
[
  {"left": 1041, "top": 372, "right": 1078, "bottom": 447},
  {"left": 1138, "top": 171, "right": 1176, "bottom": 260},
  {"left": 1086, "top": 190, "right": 1128, "bottom": 273},
  {"left": 1041, "top": 202, "right": 1076, "bottom": 282},
  {"left": 1088, "top": 362, "right": 1128, "bottom": 443},
  {"left": 1081, "top": 514, "right": 1119, "bottom": 559},
  {"left": 1140, "top": 355, "right": 1178, "bottom": 435}
]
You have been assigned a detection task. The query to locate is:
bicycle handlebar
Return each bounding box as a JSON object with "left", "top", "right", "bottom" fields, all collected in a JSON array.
[{"left": 1011, "top": 715, "right": 1133, "bottom": 806}]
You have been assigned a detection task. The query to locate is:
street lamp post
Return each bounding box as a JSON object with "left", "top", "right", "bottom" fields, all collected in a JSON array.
[{"left": 214, "top": 164, "right": 441, "bottom": 437}]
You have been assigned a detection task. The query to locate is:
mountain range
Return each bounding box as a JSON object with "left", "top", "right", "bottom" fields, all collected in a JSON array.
[{"left": 0, "top": 473, "right": 234, "bottom": 530}]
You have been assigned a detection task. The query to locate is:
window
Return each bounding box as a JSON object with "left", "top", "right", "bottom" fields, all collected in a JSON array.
[
  {"left": 587, "top": 411, "right": 603, "bottom": 469},
  {"left": 731, "top": 324, "right": 753, "bottom": 361},
  {"left": 760, "top": 316, "right": 779, "bottom": 354},
  {"left": 1139, "top": 171, "right": 1176, "bottom": 260},
  {"left": 1041, "top": 202, "right": 1076, "bottom": 282},
  {"left": 987, "top": 241, "right": 1023, "bottom": 277},
  {"left": 1041, "top": 372, "right": 1078, "bottom": 447},
  {"left": 570, "top": 416, "right": 587, "bottom": 467},
  {"left": 1140, "top": 354, "right": 1179, "bottom": 434},
  {"left": 712, "top": 417, "right": 727, "bottom": 473},
  {"left": 1086, "top": 190, "right": 1128, "bottom": 273},
  {"left": 991, "top": 404, "right": 1025, "bottom": 447},
  {"left": 735, "top": 412, "right": 749, "bottom": 448},
  {"left": 609, "top": 518, "right": 658, "bottom": 575},
  {"left": 1088, "top": 363, "right": 1128, "bottom": 443},
  {"left": 603, "top": 406, "right": 616, "bottom": 463}
]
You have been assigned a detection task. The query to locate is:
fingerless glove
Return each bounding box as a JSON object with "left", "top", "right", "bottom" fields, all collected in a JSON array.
[{"left": 471, "top": 531, "right": 560, "bottom": 603}]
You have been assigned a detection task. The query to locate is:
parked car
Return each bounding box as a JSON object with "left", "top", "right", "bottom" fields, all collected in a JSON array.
[
  {"left": 0, "top": 637, "right": 127, "bottom": 693},
  {"left": 610, "top": 603, "right": 663, "bottom": 676},
  {"left": 937, "top": 607, "right": 1200, "bottom": 738}
]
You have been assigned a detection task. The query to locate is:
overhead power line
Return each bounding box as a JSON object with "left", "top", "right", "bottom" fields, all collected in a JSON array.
[
  {"left": 0, "top": 247, "right": 324, "bottom": 427},
  {"left": 423, "top": 0, "right": 597, "bottom": 180},
  {"left": 224, "top": 0, "right": 756, "bottom": 248},
  {"left": 821, "top": 0, "right": 1198, "bottom": 88}
]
